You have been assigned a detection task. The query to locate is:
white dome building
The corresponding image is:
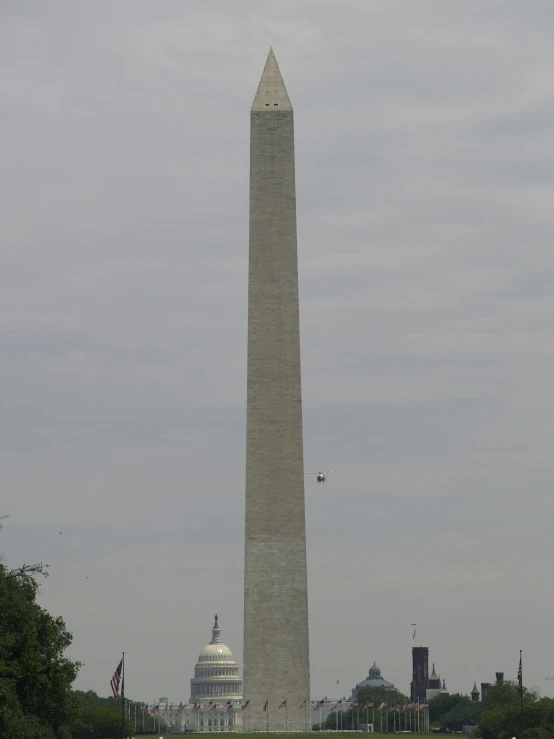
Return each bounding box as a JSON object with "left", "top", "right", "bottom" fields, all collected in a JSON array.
[{"left": 185, "top": 615, "right": 243, "bottom": 732}]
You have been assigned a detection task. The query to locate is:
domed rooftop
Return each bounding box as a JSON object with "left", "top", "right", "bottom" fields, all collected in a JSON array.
[
  {"left": 196, "top": 615, "right": 238, "bottom": 664},
  {"left": 190, "top": 614, "right": 243, "bottom": 706},
  {"left": 353, "top": 661, "right": 394, "bottom": 696}
]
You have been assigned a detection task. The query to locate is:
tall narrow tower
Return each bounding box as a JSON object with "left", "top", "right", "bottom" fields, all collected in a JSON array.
[{"left": 243, "top": 49, "right": 310, "bottom": 731}]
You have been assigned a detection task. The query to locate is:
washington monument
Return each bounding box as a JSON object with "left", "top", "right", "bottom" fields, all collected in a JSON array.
[{"left": 243, "top": 49, "right": 310, "bottom": 731}]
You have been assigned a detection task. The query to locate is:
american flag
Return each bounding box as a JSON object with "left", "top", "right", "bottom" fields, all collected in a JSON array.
[
  {"left": 363, "top": 703, "right": 373, "bottom": 711},
  {"left": 299, "top": 700, "right": 306, "bottom": 710},
  {"left": 279, "top": 700, "right": 287, "bottom": 709},
  {"left": 330, "top": 701, "right": 342, "bottom": 711},
  {"left": 378, "top": 702, "right": 386, "bottom": 710},
  {"left": 224, "top": 701, "right": 233, "bottom": 712},
  {"left": 263, "top": 700, "right": 268, "bottom": 712},
  {"left": 209, "top": 703, "right": 218, "bottom": 712},
  {"left": 204, "top": 701, "right": 213, "bottom": 709},
  {"left": 241, "top": 700, "right": 250, "bottom": 711},
  {"left": 193, "top": 703, "right": 199, "bottom": 712},
  {"left": 178, "top": 701, "right": 183, "bottom": 713},
  {"left": 348, "top": 701, "right": 358, "bottom": 711},
  {"left": 110, "top": 658, "right": 123, "bottom": 699},
  {"left": 313, "top": 699, "right": 325, "bottom": 711},
  {"left": 518, "top": 652, "right": 523, "bottom": 695}
]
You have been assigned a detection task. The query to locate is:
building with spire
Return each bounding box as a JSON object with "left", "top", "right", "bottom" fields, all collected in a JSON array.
[
  {"left": 471, "top": 682, "right": 480, "bottom": 702},
  {"left": 426, "top": 663, "right": 448, "bottom": 701},
  {"left": 181, "top": 615, "right": 243, "bottom": 732}
]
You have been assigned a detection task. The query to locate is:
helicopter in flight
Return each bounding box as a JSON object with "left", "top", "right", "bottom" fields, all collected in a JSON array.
[{"left": 306, "top": 470, "right": 335, "bottom": 484}]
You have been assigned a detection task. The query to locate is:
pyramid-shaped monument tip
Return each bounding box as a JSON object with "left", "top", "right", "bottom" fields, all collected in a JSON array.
[{"left": 251, "top": 48, "right": 292, "bottom": 111}]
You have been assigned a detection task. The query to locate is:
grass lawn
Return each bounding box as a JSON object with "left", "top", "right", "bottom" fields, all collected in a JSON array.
[{"left": 132, "top": 734, "right": 420, "bottom": 738}]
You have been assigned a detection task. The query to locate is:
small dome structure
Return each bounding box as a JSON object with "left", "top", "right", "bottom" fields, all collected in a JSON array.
[
  {"left": 368, "top": 663, "right": 382, "bottom": 679},
  {"left": 352, "top": 662, "right": 395, "bottom": 697}
]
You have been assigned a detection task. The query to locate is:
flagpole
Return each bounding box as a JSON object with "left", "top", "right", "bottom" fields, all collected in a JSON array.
[
  {"left": 517, "top": 649, "right": 525, "bottom": 739},
  {"left": 120, "top": 653, "right": 125, "bottom": 739},
  {"left": 286, "top": 701, "right": 288, "bottom": 732}
]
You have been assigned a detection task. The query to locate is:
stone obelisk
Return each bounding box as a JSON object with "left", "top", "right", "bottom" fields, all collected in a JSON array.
[{"left": 243, "top": 49, "right": 310, "bottom": 732}]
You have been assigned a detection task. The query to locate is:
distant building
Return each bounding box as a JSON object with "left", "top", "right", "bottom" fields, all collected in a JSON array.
[
  {"left": 426, "top": 663, "right": 449, "bottom": 701},
  {"left": 411, "top": 647, "right": 429, "bottom": 702},
  {"left": 428, "top": 664, "right": 441, "bottom": 690},
  {"left": 172, "top": 615, "right": 243, "bottom": 732},
  {"left": 352, "top": 662, "right": 395, "bottom": 697},
  {"left": 468, "top": 671, "right": 502, "bottom": 705},
  {"left": 480, "top": 683, "right": 492, "bottom": 701}
]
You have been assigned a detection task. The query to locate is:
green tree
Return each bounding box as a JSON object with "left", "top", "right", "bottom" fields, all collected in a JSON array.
[
  {"left": 0, "top": 558, "right": 81, "bottom": 738},
  {"left": 483, "top": 680, "right": 538, "bottom": 709},
  {"left": 428, "top": 692, "right": 484, "bottom": 730},
  {"left": 440, "top": 700, "right": 483, "bottom": 731},
  {"left": 72, "top": 691, "right": 159, "bottom": 733},
  {"left": 428, "top": 692, "right": 468, "bottom": 722},
  {"left": 476, "top": 681, "right": 554, "bottom": 739},
  {"left": 71, "top": 705, "right": 134, "bottom": 739}
]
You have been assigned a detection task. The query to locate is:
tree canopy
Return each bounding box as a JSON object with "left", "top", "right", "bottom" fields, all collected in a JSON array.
[
  {"left": 71, "top": 703, "right": 134, "bottom": 739},
  {"left": 476, "top": 681, "right": 554, "bottom": 739},
  {"left": 429, "top": 692, "right": 484, "bottom": 730},
  {"left": 72, "top": 690, "right": 155, "bottom": 735},
  {"left": 0, "top": 559, "right": 80, "bottom": 738},
  {"left": 319, "top": 686, "right": 410, "bottom": 731}
]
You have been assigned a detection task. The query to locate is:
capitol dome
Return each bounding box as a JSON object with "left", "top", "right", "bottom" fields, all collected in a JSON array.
[
  {"left": 189, "top": 615, "right": 243, "bottom": 704},
  {"left": 197, "top": 642, "right": 236, "bottom": 662}
]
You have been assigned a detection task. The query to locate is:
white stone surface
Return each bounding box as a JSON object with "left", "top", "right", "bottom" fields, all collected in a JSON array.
[{"left": 243, "top": 49, "right": 310, "bottom": 733}]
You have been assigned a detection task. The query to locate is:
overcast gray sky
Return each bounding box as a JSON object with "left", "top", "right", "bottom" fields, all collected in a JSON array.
[{"left": 2, "top": 0, "right": 554, "bottom": 706}]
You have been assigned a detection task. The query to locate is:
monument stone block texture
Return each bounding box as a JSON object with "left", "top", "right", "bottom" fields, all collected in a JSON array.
[{"left": 243, "top": 49, "right": 311, "bottom": 732}]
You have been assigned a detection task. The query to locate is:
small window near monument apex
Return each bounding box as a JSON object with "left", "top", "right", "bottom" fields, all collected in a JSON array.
[
  {"left": 274, "top": 103, "right": 278, "bottom": 106},
  {"left": 265, "top": 103, "right": 270, "bottom": 106}
]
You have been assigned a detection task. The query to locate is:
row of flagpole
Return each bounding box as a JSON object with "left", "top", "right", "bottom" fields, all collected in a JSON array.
[
  {"left": 312, "top": 697, "right": 430, "bottom": 733},
  {"left": 110, "top": 650, "right": 525, "bottom": 737}
]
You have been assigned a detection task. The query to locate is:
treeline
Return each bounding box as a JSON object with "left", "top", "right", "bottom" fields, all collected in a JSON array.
[
  {"left": 319, "top": 686, "right": 411, "bottom": 731},
  {"left": 431, "top": 682, "right": 554, "bottom": 739},
  {"left": 317, "top": 681, "right": 554, "bottom": 739},
  {"left": 72, "top": 690, "right": 159, "bottom": 736}
]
